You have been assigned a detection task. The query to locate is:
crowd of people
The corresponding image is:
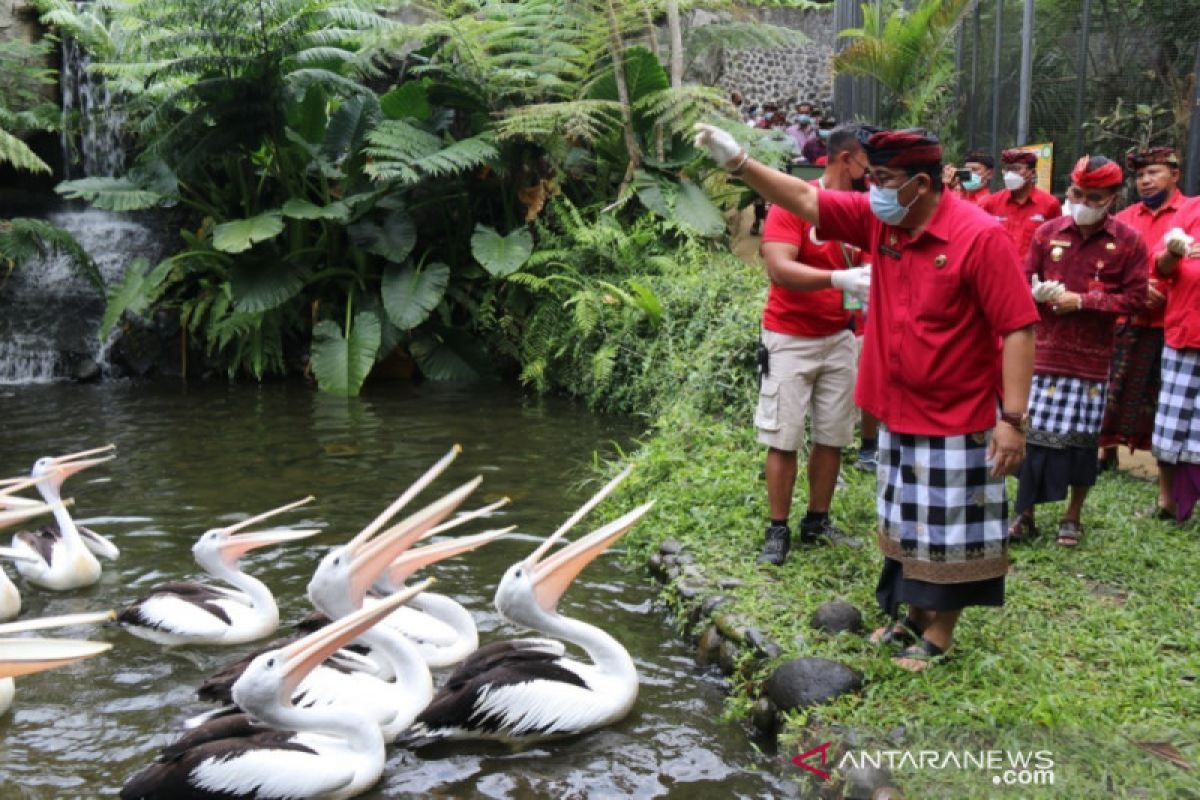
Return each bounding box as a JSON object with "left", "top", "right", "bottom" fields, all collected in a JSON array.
[{"left": 692, "top": 114, "right": 1200, "bottom": 673}]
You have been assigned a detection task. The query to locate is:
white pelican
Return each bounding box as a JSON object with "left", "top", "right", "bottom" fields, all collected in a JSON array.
[
  {"left": 0, "top": 478, "right": 67, "bottom": 620},
  {"left": 120, "top": 580, "right": 429, "bottom": 800},
  {"left": 10, "top": 445, "right": 120, "bottom": 590},
  {"left": 407, "top": 467, "right": 653, "bottom": 744},
  {"left": 0, "top": 609, "right": 116, "bottom": 714},
  {"left": 117, "top": 497, "right": 319, "bottom": 646}
]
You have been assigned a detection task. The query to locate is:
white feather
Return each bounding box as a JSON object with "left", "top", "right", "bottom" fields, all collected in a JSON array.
[{"left": 191, "top": 746, "right": 353, "bottom": 798}]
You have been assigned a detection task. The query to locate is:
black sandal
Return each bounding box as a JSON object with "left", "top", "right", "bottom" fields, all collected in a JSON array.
[
  {"left": 870, "top": 616, "right": 924, "bottom": 648},
  {"left": 1008, "top": 514, "right": 1038, "bottom": 543},
  {"left": 893, "top": 636, "right": 948, "bottom": 672}
]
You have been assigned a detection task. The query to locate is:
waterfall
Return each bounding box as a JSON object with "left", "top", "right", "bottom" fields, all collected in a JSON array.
[
  {"left": 59, "top": 9, "right": 127, "bottom": 178},
  {"left": 0, "top": 210, "right": 162, "bottom": 385}
]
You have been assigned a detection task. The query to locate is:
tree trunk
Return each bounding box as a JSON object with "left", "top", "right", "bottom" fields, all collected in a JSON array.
[
  {"left": 667, "top": 1, "right": 683, "bottom": 88},
  {"left": 605, "top": 0, "right": 641, "bottom": 198}
]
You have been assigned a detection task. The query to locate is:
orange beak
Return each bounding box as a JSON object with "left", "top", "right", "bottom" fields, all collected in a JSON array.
[
  {"left": 213, "top": 496, "right": 318, "bottom": 565},
  {"left": 0, "top": 610, "right": 116, "bottom": 635},
  {"left": 44, "top": 444, "right": 117, "bottom": 483},
  {"left": 526, "top": 501, "right": 654, "bottom": 614},
  {"left": 384, "top": 526, "right": 513, "bottom": 587},
  {"left": 417, "top": 497, "right": 510, "bottom": 543},
  {"left": 0, "top": 639, "right": 112, "bottom": 680},
  {"left": 341, "top": 445, "right": 462, "bottom": 554},
  {"left": 276, "top": 578, "right": 432, "bottom": 699},
  {"left": 0, "top": 501, "right": 68, "bottom": 532},
  {"left": 523, "top": 465, "right": 633, "bottom": 567}
]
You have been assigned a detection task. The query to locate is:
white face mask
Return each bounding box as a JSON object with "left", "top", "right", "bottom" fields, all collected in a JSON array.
[
  {"left": 1071, "top": 200, "right": 1109, "bottom": 227},
  {"left": 1003, "top": 171, "right": 1026, "bottom": 192}
]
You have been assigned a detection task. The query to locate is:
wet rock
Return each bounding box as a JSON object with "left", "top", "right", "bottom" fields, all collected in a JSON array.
[
  {"left": 717, "top": 638, "right": 741, "bottom": 676},
  {"left": 844, "top": 766, "right": 893, "bottom": 800},
  {"left": 72, "top": 357, "right": 101, "bottom": 382},
  {"left": 744, "top": 627, "right": 777, "bottom": 658},
  {"left": 696, "top": 625, "right": 723, "bottom": 667},
  {"left": 886, "top": 725, "right": 906, "bottom": 745},
  {"left": 811, "top": 600, "right": 863, "bottom": 635},
  {"left": 701, "top": 594, "right": 730, "bottom": 618},
  {"left": 713, "top": 611, "right": 748, "bottom": 642},
  {"left": 717, "top": 577, "right": 744, "bottom": 589},
  {"left": 674, "top": 552, "right": 695, "bottom": 566},
  {"left": 647, "top": 553, "right": 667, "bottom": 581},
  {"left": 676, "top": 583, "right": 700, "bottom": 601},
  {"left": 681, "top": 565, "right": 704, "bottom": 581},
  {"left": 665, "top": 565, "right": 680, "bottom": 582},
  {"left": 750, "top": 696, "right": 778, "bottom": 736},
  {"left": 659, "top": 538, "right": 683, "bottom": 555},
  {"left": 764, "top": 657, "right": 862, "bottom": 711}
]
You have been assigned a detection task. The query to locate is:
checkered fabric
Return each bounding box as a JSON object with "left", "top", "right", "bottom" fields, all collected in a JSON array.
[
  {"left": 1152, "top": 346, "right": 1200, "bottom": 465},
  {"left": 876, "top": 427, "right": 1009, "bottom": 583},
  {"left": 1027, "top": 373, "right": 1107, "bottom": 446}
]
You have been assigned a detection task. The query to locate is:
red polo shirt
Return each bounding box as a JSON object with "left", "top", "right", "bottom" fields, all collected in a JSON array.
[
  {"left": 1025, "top": 214, "right": 1148, "bottom": 381},
  {"left": 1114, "top": 189, "right": 1186, "bottom": 328},
  {"left": 980, "top": 186, "right": 1062, "bottom": 258},
  {"left": 761, "top": 187, "right": 857, "bottom": 337},
  {"left": 816, "top": 190, "right": 1039, "bottom": 436},
  {"left": 955, "top": 186, "right": 992, "bottom": 207},
  {"left": 1156, "top": 196, "right": 1200, "bottom": 350}
]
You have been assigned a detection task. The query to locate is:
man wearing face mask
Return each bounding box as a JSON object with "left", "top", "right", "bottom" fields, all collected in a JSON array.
[
  {"left": 786, "top": 112, "right": 818, "bottom": 155},
  {"left": 802, "top": 118, "right": 835, "bottom": 165},
  {"left": 754, "top": 125, "right": 871, "bottom": 565},
  {"left": 1011, "top": 155, "right": 1148, "bottom": 548},
  {"left": 981, "top": 149, "right": 1062, "bottom": 258},
  {"left": 692, "top": 122, "right": 1037, "bottom": 672},
  {"left": 943, "top": 151, "right": 994, "bottom": 207},
  {"left": 1098, "top": 148, "right": 1187, "bottom": 511}
]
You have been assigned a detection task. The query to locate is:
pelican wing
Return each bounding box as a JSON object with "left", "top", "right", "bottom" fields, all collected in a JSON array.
[
  {"left": 78, "top": 525, "right": 120, "bottom": 561},
  {"left": 12, "top": 528, "right": 56, "bottom": 566},
  {"left": 119, "top": 584, "right": 234, "bottom": 638}
]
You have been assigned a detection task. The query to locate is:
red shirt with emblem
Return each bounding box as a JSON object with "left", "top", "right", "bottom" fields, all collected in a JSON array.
[
  {"left": 761, "top": 186, "right": 857, "bottom": 338},
  {"left": 816, "top": 190, "right": 1039, "bottom": 436},
  {"left": 1114, "top": 189, "right": 1186, "bottom": 328},
  {"left": 1024, "top": 215, "right": 1148, "bottom": 381},
  {"left": 955, "top": 186, "right": 992, "bottom": 207},
  {"left": 980, "top": 186, "right": 1062, "bottom": 258},
  {"left": 1155, "top": 196, "right": 1200, "bottom": 350}
]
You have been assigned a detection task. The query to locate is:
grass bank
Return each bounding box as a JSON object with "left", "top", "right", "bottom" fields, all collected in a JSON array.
[{"left": 510, "top": 235, "right": 1200, "bottom": 797}]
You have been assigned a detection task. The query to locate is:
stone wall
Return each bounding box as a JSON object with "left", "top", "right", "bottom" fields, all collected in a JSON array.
[{"left": 0, "top": 1, "right": 38, "bottom": 43}]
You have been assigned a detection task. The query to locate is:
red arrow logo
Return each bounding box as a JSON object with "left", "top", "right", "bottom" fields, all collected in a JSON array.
[{"left": 791, "top": 741, "right": 832, "bottom": 780}]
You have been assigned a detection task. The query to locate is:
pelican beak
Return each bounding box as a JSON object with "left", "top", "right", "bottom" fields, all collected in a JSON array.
[
  {"left": 417, "top": 497, "right": 510, "bottom": 543},
  {"left": 0, "top": 609, "right": 116, "bottom": 635},
  {"left": 0, "top": 502, "right": 59, "bottom": 532},
  {"left": 341, "top": 445, "right": 462, "bottom": 554},
  {"left": 526, "top": 501, "right": 654, "bottom": 614},
  {"left": 218, "top": 528, "right": 321, "bottom": 565},
  {"left": 46, "top": 444, "right": 117, "bottom": 481},
  {"left": 220, "top": 496, "right": 316, "bottom": 537},
  {"left": 277, "top": 578, "right": 432, "bottom": 698},
  {"left": 347, "top": 477, "right": 481, "bottom": 606},
  {"left": 0, "top": 638, "right": 112, "bottom": 680},
  {"left": 384, "top": 526, "right": 513, "bottom": 587},
  {"left": 0, "top": 473, "right": 60, "bottom": 504},
  {"left": 0, "top": 546, "right": 40, "bottom": 564}
]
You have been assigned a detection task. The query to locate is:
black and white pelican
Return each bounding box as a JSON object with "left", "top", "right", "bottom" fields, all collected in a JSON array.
[
  {"left": 117, "top": 497, "right": 319, "bottom": 646},
  {"left": 407, "top": 467, "right": 654, "bottom": 743},
  {"left": 120, "top": 580, "right": 430, "bottom": 800},
  {"left": 9, "top": 445, "right": 120, "bottom": 590},
  {"left": 0, "top": 478, "right": 65, "bottom": 620},
  {"left": 0, "top": 609, "right": 116, "bottom": 714}
]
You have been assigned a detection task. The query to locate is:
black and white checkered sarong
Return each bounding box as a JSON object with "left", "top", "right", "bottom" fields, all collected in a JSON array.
[
  {"left": 877, "top": 428, "right": 1008, "bottom": 581},
  {"left": 1027, "top": 373, "right": 1107, "bottom": 447},
  {"left": 1152, "top": 345, "right": 1200, "bottom": 465}
]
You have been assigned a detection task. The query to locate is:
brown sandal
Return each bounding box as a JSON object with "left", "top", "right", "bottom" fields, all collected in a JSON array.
[{"left": 1056, "top": 519, "right": 1083, "bottom": 547}]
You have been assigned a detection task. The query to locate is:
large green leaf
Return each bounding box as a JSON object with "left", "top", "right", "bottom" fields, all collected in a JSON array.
[
  {"left": 587, "top": 46, "right": 669, "bottom": 106},
  {"left": 470, "top": 224, "right": 533, "bottom": 277},
  {"left": 632, "top": 170, "right": 671, "bottom": 218},
  {"left": 381, "top": 260, "right": 450, "bottom": 330},
  {"left": 281, "top": 198, "right": 350, "bottom": 221},
  {"left": 349, "top": 208, "right": 416, "bottom": 263},
  {"left": 380, "top": 81, "right": 431, "bottom": 121},
  {"left": 410, "top": 329, "right": 492, "bottom": 381},
  {"left": 673, "top": 181, "right": 726, "bottom": 237},
  {"left": 56, "top": 177, "right": 164, "bottom": 211},
  {"left": 289, "top": 85, "right": 329, "bottom": 145},
  {"left": 99, "top": 257, "right": 174, "bottom": 338},
  {"left": 310, "top": 312, "right": 381, "bottom": 396},
  {"left": 212, "top": 212, "right": 284, "bottom": 254},
  {"left": 229, "top": 260, "right": 306, "bottom": 313}
]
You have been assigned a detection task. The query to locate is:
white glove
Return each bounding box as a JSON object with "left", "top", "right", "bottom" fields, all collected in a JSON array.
[
  {"left": 832, "top": 265, "right": 871, "bottom": 301},
  {"left": 1164, "top": 227, "right": 1195, "bottom": 257},
  {"left": 693, "top": 123, "right": 743, "bottom": 169},
  {"left": 1031, "top": 274, "right": 1065, "bottom": 303}
]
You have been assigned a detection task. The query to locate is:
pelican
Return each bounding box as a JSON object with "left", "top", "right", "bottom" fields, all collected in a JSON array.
[
  {"left": 10, "top": 445, "right": 120, "bottom": 590},
  {"left": 407, "top": 467, "right": 653, "bottom": 743},
  {"left": 120, "top": 580, "right": 429, "bottom": 800},
  {"left": 117, "top": 497, "right": 319, "bottom": 646},
  {"left": 0, "top": 478, "right": 67, "bottom": 620},
  {"left": 0, "top": 610, "right": 116, "bottom": 714}
]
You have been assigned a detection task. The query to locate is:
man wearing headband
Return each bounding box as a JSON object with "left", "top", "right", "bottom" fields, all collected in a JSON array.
[
  {"left": 693, "top": 122, "right": 1037, "bottom": 672},
  {"left": 1012, "top": 155, "right": 1148, "bottom": 548},
  {"left": 981, "top": 149, "right": 1062, "bottom": 257},
  {"left": 942, "top": 150, "right": 994, "bottom": 207},
  {"left": 1150, "top": 184, "right": 1200, "bottom": 520},
  {"left": 754, "top": 125, "right": 871, "bottom": 565},
  {"left": 1098, "top": 148, "right": 1187, "bottom": 515}
]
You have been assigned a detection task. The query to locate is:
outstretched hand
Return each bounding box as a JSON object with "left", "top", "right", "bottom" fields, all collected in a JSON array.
[{"left": 692, "top": 123, "right": 743, "bottom": 169}]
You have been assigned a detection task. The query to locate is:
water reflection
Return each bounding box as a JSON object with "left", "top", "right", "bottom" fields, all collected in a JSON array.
[{"left": 0, "top": 381, "right": 796, "bottom": 798}]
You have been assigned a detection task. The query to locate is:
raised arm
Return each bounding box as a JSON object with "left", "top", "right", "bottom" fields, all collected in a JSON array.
[{"left": 694, "top": 123, "right": 820, "bottom": 226}]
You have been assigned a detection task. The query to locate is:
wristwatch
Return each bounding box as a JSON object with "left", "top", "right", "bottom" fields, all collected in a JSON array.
[{"left": 999, "top": 411, "right": 1029, "bottom": 432}]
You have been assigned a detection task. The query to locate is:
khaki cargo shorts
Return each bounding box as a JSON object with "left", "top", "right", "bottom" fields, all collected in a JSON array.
[{"left": 755, "top": 328, "right": 857, "bottom": 451}]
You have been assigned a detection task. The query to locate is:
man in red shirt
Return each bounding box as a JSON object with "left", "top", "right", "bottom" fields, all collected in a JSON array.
[
  {"left": 1099, "top": 148, "right": 1188, "bottom": 516},
  {"left": 1011, "top": 156, "right": 1148, "bottom": 547},
  {"left": 981, "top": 149, "right": 1062, "bottom": 258},
  {"left": 1151, "top": 200, "right": 1200, "bottom": 519},
  {"left": 942, "top": 150, "right": 994, "bottom": 207},
  {"left": 694, "top": 122, "right": 1037, "bottom": 671},
  {"left": 755, "top": 125, "right": 871, "bottom": 565}
]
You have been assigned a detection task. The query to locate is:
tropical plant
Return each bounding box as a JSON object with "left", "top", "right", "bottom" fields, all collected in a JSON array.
[{"left": 0, "top": 39, "right": 60, "bottom": 174}]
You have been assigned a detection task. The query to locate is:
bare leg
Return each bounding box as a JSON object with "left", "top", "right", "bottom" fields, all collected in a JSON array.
[
  {"left": 894, "top": 608, "right": 960, "bottom": 672},
  {"left": 766, "top": 447, "right": 798, "bottom": 521},
  {"left": 1158, "top": 461, "right": 1177, "bottom": 514},
  {"left": 861, "top": 410, "right": 879, "bottom": 442},
  {"left": 1063, "top": 485, "right": 1089, "bottom": 523},
  {"left": 807, "top": 443, "right": 841, "bottom": 513}
]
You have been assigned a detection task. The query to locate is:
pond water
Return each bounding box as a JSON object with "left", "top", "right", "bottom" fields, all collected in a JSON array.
[{"left": 0, "top": 380, "right": 797, "bottom": 799}]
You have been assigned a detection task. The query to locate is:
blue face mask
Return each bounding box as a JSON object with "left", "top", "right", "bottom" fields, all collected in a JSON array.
[
  {"left": 869, "top": 176, "right": 918, "bottom": 225},
  {"left": 1142, "top": 188, "right": 1169, "bottom": 209},
  {"left": 797, "top": 114, "right": 813, "bottom": 126},
  {"left": 961, "top": 174, "right": 984, "bottom": 192}
]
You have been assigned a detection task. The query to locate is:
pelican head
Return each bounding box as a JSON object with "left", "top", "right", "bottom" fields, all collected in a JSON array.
[
  {"left": 496, "top": 500, "right": 654, "bottom": 626},
  {"left": 234, "top": 578, "right": 432, "bottom": 712},
  {"left": 192, "top": 497, "right": 320, "bottom": 572},
  {"left": 30, "top": 445, "right": 116, "bottom": 494}
]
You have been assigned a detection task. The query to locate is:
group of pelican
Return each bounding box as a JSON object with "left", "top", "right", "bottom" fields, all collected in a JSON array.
[{"left": 0, "top": 443, "right": 653, "bottom": 799}]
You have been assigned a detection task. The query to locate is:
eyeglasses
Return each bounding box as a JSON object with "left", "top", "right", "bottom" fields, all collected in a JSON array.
[{"left": 1066, "top": 186, "right": 1113, "bottom": 204}]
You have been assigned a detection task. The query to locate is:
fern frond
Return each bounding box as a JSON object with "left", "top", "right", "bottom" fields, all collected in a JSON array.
[
  {"left": 495, "top": 99, "right": 623, "bottom": 144},
  {"left": 0, "top": 217, "right": 102, "bottom": 289},
  {"left": 634, "top": 85, "right": 727, "bottom": 138},
  {"left": 0, "top": 127, "right": 51, "bottom": 174}
]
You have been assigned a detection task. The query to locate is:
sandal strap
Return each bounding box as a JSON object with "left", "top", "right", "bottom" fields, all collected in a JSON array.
[{"left": 900, "top": 636, "right": 946, "bottom": 660}]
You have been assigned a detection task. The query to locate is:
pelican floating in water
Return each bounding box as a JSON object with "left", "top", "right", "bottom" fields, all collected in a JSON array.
[
  {"left": 117, "top": 497, "right": 319, "bottom": 646},
  {"left": 0, "top": 610, "right": 116, "bottom": 714},
  {"left": 9, "top": 445, "right": 120, "bottom": 590},
  {"left": 407, "top": 467, "right": 653, "bottom": 743},
  {"left": 0, "top": 477, "right": 68, "bottom": 620},
  {"left": 121, "top": 581, "right": 429, "bottom": 800}
]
